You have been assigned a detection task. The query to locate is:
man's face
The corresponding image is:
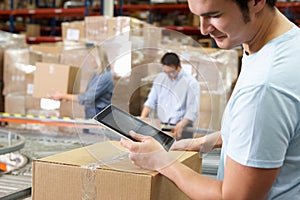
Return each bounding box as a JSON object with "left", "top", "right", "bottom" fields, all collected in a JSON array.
[
  {"left": 162, "top": 65, "right": 179, "bottom": 80},
  {"left": 188, "top": 0, "right": 256, "bottom": 49}
]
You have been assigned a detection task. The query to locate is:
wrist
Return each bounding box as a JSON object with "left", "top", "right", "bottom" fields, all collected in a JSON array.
[
  {"left": 179, "top": 119, "right": 191, "bottom": 127},
  {"left": 157, "top": 156, "right": 178, "bottom": 174},
  {"left": 60, "top": 94, "right": 66, "bottom": 101}
]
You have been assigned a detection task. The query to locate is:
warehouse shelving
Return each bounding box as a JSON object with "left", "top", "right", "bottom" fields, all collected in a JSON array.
[
  {"left": 277, "top": 1, "right": 300, "bottom": 24},
  {"left": 0, "top": 7, "right": 86, "bottom": 43},
  {"left": 115, "top": 3, "right": 190, "bottom": 24},
  {"left": 163, "top": 25, "right": 200, "bottom": 35},
  {"left": 0, "top": 2, "right": 192, "bottom": 39},
  {"left": 1, "top": 1, "right": 300, "bottom": 44},
  {"left": 114, "top": 2, "right": 300, "bottom": 35},
  {"left": 0, "top": 8, "right": 88, "bottom": 31},
  {"left": 26, "top": 35, "right": 62, "bottom": 44},
  {"left": 0, "top": 0, "right": 96, "bottom": 43},
  {"left": 115, "top": 3, "right": 189, "bottom": 13}
]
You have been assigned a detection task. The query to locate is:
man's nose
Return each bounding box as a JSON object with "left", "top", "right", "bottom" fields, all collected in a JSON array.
[{"left": 200, "top": 17, "right": 214, "bottom": 36}]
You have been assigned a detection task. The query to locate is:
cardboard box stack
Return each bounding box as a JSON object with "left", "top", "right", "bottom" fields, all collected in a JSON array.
[
  {"left": 32, "top": 141, "right": 202, "bottom": 200},
  {"left": 2, "top": 42, "right": 87, "bottom": 129},
  {"left": 0, "top": 31, "right": 27, "bottom": 110}
]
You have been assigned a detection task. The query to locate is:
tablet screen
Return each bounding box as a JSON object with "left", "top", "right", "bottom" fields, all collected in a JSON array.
[{"left": 93, "top": 104, "right": 175, "bottom": 151}]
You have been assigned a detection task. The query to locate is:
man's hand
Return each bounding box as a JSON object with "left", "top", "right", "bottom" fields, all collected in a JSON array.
[
  {"left": 171, "top": 119, "right": 191, "bottom": 139},
  {"left": 120, "top": 131, "right": 175, "bottom": 171},
  {"left": 171, "top": 132, "right": 222, "bottom": 153},
  {"left": 48, "top": 91, "right": 64, "bottom": 101},
  {"left": 171, "top": 123, "right": 184, "bottom": 139}
]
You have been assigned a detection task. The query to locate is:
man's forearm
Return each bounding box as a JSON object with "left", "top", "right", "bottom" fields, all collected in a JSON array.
[
  {"left": 62, "top": 94, "right": 78, "bottom": 102},
  {"left": 177, "top": 118, "right": 191, "bottom": 128},
  {"left": 159, "top": 160, "right": 222, "bottom": 200},
  {"left": 199, "top": 131, "right": 222, "bottom": 153},
  {"left": 140, "top": 106, "right": 151, "bottom": 118}
]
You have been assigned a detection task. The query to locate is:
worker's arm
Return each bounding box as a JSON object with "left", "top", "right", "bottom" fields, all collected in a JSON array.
[
  {"left": 171, "top": 118, "right": 192, "bottom": 139},
  {"left": 159, "top": 155, "right": 279, "bottom": 200},
  {"left": 49, "top": 92, "right": 78, "bottom": 102},
  {"left": 121, "top": 132, "right": 279, "bottom": 200},
  {"left": 140, "top": 106, "right": 151, "bottom": 118},
  {"left": 171, "top": 131, "right": 222, "bottom": 153},
  {"left": 61, "top": 94, "right": 78, "bottom": 102}
]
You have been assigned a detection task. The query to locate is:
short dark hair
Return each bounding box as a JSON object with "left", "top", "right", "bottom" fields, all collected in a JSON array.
[
  {"left": 161, "top": 52, "right": 180, "bottom": 68},
  {"left": 235, "top": 0, "right": 277, "bottom": 23}
]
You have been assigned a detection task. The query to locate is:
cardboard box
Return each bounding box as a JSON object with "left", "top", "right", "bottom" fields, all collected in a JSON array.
[
  {"left": 32, "top": 141, "right": 201, "bottom": 200},
  {"left": 30, "top": 44, "right": 64, "bottom": 55},
  {"left": 26, "top": 24, "right": 41, "bottom": 37},
  {"left": 59, "top": 101, "right": 85, "bottom": 119},
  {"left": 61, "top": 21, "right": 85, "bottom": 42},
  {"left": 85, "top": 16, "right": 109, "bottom": 43},
  {"left": 25, "top": 95, "right": 41, "bottom": 110},
  {"left": 33, "top": 62, "right": 80, "bottom": 98},
  {"left": 5, "top": 94, "right": 26, "bottom": 114},
  {"left": 3, "top": 48, "right": 30, "bottom": 95}
]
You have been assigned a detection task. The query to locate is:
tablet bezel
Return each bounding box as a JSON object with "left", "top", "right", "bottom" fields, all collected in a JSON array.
[{"left": 93, "top": 104, "right": 175, "bottom": 151}]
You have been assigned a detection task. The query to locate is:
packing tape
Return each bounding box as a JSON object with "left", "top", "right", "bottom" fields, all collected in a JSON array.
[{"left": 81, "top": 152, "right": 129, "bottom": 199}]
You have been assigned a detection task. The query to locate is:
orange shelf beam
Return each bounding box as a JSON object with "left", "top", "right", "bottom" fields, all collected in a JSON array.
[{"left": 26, "top": 36, "right": 62, "bottom": 44}]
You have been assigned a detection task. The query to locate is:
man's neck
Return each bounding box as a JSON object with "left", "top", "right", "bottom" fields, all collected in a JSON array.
[{"left": 243, "top": 8, "right": 293, "bottom": 55}]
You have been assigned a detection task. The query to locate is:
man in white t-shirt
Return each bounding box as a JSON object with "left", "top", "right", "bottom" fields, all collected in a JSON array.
[{"left": 120, "top": 0, "right": 300, "bottom": 199}]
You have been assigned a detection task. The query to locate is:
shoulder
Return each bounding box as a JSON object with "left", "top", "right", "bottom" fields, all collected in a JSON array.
[
  {"left": 153, "top": 73, "right": 167, "bottom": 83},
  {"left": 181, "top": 71, "right": 199, "bottom": 86},
  {"left": 267, "top": 27, "right": 300, "bottom": 96}
]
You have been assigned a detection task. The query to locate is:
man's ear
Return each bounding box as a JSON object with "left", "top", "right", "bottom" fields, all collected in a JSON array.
[{"left": 251, "top": 0, "right": 266, "bottom": 13}]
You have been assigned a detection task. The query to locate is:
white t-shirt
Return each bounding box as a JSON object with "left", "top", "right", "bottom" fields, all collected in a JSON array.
[{"left": 219, "top": 25, "right": 300, "bottom": 199}]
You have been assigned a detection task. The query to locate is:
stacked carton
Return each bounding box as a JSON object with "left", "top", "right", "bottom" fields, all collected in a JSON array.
[{"left": 2, "top": 43, "right": 87, "bottom": 130}]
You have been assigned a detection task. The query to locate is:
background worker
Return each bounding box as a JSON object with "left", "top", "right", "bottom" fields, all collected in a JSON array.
[
  {"left": 50, "top": 45, "right": 114, "bottom": 119},
  {"left": 121, "top": 0, "right": 300, "bottom": 199},
  {"left": 140, "top": 52, "right": 200, "bottom": 139}
]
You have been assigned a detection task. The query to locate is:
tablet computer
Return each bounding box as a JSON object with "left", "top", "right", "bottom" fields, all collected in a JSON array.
[{"left": 93, "top": 104, "right": 175, "bottom": 151}]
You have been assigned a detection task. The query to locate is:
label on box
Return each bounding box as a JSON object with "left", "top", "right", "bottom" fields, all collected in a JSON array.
[
  {"left": 66, "top": 28, "right": 80, "bottom": 41},
  {"left": 40, "top": 98, "right": 61, "bottom": 110},
  {"left": 27, "top": 83, "right": 34, "bottom": 95}
]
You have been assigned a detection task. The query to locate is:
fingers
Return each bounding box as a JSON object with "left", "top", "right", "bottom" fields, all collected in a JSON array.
[
  {"left": 129, "top": 130, "right": 147, "bottom": 142},
  {"left": 120, "top": 131, "right": 146, "bottom": 152},
  {"left": 120, "top": 137, "right": 132, "bottom": 150}
]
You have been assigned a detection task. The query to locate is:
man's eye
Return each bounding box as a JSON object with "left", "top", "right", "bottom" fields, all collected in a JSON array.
[{"left": 210, "top": 14, "right": 221, "bottom": 18}]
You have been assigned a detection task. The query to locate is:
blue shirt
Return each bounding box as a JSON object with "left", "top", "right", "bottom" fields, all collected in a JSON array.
[
  {"left": 78, "top": 67, "right": 114, "bottom": 119},
  {"left": 219, "top": 26, "right": 300, "bottom": 199},
  {"left": 144, "top": 69, "right": 200, "bottom": 125}
]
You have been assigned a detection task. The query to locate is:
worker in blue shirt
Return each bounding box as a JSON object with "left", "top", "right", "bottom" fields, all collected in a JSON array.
[
  {"left": 50, "top": 46, "right": 114, "bottom": 119},
  {"left": 141, "top": 52, "right": 200, "bottom": 139}
]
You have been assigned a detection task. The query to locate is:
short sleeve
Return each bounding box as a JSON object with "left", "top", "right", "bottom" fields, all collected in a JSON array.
[{"left": 227, "top": 85, "right": 296, "bottom": 168}]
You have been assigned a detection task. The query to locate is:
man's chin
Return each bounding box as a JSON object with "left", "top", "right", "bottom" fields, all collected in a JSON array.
[
  {"left": 215, "top": 42, "right": 236, "bottom": 50},
  {"left": 214, "top": 39, "right": 241, "bottom": 50}
]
